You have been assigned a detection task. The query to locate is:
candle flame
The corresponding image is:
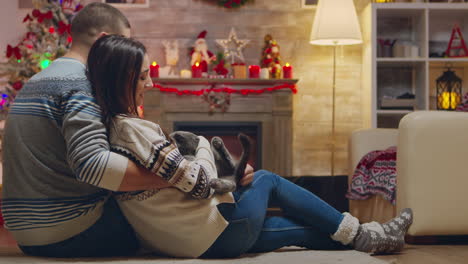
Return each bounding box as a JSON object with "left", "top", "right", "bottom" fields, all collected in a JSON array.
[
  {"left": 285, "top": 63, "right": 290, "bottom": 67},
  {"left": 152, "top": 61, "right": 157, "bottom": 66},
  {"left": 195, "top": 62, "right": 200, "bottom": 67}
]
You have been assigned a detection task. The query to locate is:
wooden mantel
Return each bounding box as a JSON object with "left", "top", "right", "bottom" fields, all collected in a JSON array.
[{"left": 143, "top": 78, "right": 298, "bottom": 176}]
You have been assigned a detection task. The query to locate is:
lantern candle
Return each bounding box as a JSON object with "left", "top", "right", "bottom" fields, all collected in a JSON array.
[
  {"left": 150, "top": 61, "right": 159, "bottom": 78},
  {"left": 192, "top": 62, "right": 203, "bottom": 78},
  {"left": 438, "top": 92, "right": 461, "bottom": 110},
  {"left": 283, "top": 63, "right": 293, "bottom": 79},
  {"left": 248, "top": 65, "right": 260, "bottom": 78}
]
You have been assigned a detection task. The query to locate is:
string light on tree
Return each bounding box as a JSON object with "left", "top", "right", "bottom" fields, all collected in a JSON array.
[{"left": 216, "top": 28, "right": 250, "bottom": 65}]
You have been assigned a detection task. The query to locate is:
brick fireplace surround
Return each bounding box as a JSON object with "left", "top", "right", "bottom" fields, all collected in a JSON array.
[{"left": 143, "top": 78, "right": 297, "bottom": 176}]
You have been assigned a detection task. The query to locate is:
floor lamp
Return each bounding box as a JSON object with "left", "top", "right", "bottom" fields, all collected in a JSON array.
[{"left": 309, "top": 0, "right": 362, "bottom": 176}]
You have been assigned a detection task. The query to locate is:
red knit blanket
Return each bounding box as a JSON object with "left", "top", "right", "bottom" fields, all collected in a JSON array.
[{"left": 346, "top": 146, "right": 397, "bottom": 205}]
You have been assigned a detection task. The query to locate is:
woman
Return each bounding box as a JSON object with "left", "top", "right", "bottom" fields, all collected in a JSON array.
[{"left": 87, "top": 35, "right": 413, "bottom": 258}]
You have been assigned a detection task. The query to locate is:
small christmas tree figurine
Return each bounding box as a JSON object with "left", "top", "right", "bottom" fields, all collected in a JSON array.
[
  {"left": 260, "top": 34, "right": 282, "bottom": 79},
  {"left": 0, "top": 0, "right": 81, "bottom": 117}
]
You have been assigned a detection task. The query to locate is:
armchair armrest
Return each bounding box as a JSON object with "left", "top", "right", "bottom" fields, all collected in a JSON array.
[{"left": 397, "top": 111, "right": 468, "bottom": 235}]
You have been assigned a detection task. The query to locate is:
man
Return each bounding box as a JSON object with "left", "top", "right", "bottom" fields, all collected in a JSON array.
[
  {"left": 2, "top": 2, "right": 254, "bottom": 258},
  {"left": 2, "top": 3, "right": 173, "bottom": 258}
]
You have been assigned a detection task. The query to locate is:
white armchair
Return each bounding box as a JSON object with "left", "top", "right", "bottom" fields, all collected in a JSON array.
[{"left": 349, "top": 111, "right": 468, "bottom": 237}]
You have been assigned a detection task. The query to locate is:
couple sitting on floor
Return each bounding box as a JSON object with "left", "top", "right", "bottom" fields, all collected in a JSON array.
[{"left": 1, "top": 3, "right": 413, "bottom": 259}]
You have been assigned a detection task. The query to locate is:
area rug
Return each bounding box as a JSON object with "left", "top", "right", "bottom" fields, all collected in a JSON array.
[{"left": 0, "top": 247, "right": 387, "bottom": 264}]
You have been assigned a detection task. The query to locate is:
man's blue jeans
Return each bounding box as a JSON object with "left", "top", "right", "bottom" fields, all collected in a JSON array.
[
  {"left": 19, "top": 197, "right": 139, "bottom": 258},
  {"left": 202, "top": 170, "right": 348, "bottom": 258}
]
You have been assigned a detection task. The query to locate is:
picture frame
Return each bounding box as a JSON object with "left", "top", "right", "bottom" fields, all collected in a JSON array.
[
  {"left": 101, "top": 0, "right": 150, "bottom": 8},
  {"left": 301, "top": 0, "right": 318, "bottom": 8}
]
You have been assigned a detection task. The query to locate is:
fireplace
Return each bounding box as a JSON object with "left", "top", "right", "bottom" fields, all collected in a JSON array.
[
  {"left": 174, "top": 121, "right": 262, "bottom": 169},
  {"left": 143, "top": 78, "right": 295, "bottom": 176}
]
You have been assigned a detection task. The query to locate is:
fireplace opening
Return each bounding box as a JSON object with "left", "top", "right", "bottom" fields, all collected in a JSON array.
[{"left": 173, "top": 122, "right": 261, "bottom": 170}]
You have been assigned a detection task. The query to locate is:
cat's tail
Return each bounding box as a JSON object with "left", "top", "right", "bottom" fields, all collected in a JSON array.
[{"left": 233, "top": 133, "right": 252, "bottom": 187}]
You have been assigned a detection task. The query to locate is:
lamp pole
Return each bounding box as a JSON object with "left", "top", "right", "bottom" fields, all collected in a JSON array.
[{"left": 331, "top": 42, "right": 337, "bottom": 177}]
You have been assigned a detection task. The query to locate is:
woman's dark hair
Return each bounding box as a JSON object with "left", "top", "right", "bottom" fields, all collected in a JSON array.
[{"left": 87, "top": 34, "right": 146, "bottom": 131}]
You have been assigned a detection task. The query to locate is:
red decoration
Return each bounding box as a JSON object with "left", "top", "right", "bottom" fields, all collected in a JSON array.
[
  {"left": 150, "top": 62, "right": 159, "bottom": 78},
  {"left": 67, "top": 35, "right": 73, "bottom": 43},
  {"left": 153, "top": 83, "right": 297, "bottom": 96},
  {"left": 6, "top": 45, "right": 21, "bottom": 60},
  {"left": 12, "top": 81, "right": 23, "bottom": 91},
  {"left": 192, "top": 62, "right": 203, "bottom": 78},
  {"left": 23, "top": 14, "right": 33, "bottom": 23},
  {"left": 32, "top": 9, "right": 53, "bottom": 23},
  {"left": 282, "top": 63, "right": 293, "bottom": 79},
  {"left": 248, "top": 65, "right": 260, "bottom": 78},
  {"left": 57, "top": 21, "right": 71, "bottom": 35},
  {"left": 446, "top": 24, "right": 468, "bottom": 58},
  {"left": 49, "top": 26, "right": 55, "bottom": 34}
]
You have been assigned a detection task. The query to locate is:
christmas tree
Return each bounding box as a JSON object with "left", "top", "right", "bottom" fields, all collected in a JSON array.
[
  {"left": 0, "top": 0, "right": 82, "bottom": 117},
  {"left": 260, "top": 34, "right": 282, "bottom": 79}
]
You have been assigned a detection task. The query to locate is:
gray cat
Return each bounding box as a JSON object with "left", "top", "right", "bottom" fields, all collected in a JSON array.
[{"left": 169, "top": 131, "right": 251, "bottom": 193}]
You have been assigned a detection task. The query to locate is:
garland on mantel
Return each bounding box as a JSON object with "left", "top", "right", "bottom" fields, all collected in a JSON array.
[
  {"left": 153, "top": 83, "right": 297, "bottom": 96},
  {"left": 154, "top": 83, "right": 296, "bottom": 112}
]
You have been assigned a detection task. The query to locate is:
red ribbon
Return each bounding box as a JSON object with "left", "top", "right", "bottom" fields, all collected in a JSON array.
[
  {"left": 57, "top": 21, "right": 71, "bottom": 35},
  {"left": 6, "top": 45, "right": 21, "bottom": 60},
  {"left": 32, "top": 9, "right": 53, "bottom": 23},
  {"left": 153, "top": 83, "right": 297, "bottom": 96},
  {"left": 22, "top": 14, "right": 33, "bottom": 23}
]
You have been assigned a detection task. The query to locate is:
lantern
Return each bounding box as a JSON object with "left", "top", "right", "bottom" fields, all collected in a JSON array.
[{"left": 436, "top": 68, "right": 462, "bottom": 110}]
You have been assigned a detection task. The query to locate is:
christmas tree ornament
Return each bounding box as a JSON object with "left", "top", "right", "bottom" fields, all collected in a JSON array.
[
  {"left": 190, "top": 30, "right": 216, "bottom": 73},
  {"left": 260, "top": 34, "right": 283, "bottom": 79},
  {"left": 216, "top": 28, "right": 250, "bottom": 65}
]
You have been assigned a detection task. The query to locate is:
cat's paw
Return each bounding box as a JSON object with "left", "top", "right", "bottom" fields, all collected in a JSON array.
[{"left": 210, "top": 178, "right": 236, "bottom": 193}]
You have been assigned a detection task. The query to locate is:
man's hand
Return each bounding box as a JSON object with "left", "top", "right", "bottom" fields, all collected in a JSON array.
[{"left": 239, "top": 164, "right": 254, "bottom": 186}]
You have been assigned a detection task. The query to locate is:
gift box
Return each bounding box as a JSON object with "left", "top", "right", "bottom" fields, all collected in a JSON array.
[{"left": 232, "top": 63, "right": 247, "bottom": 79}]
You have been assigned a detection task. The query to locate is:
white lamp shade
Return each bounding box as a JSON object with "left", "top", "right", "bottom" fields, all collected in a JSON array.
[{"left": 310, "top": 0, "right": 362, "bottom": 46}]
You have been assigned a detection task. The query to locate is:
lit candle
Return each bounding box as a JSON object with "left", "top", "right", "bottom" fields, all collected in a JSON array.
[
  {"left": 191, "top": 62, "right": 202, "bottom": 78},
  {"left": 260, "top": 68, "right": 269, "bottom": 79},
  {"left": 282, "top": 63, "right": 293, "bottom": 79},
  {"left": 249, "top": 65, "right": 260, "bottom": 79},
  {"left": 150, "top": 61, "right": 159, "bottom": 78}
]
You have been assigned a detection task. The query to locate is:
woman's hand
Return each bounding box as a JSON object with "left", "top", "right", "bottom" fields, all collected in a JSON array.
[{"left": 239, "top": 164, "right": 254, "bottom": 186}]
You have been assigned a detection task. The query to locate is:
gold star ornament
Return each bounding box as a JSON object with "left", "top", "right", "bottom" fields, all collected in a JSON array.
[{"left": 216, "top": 28, "right": 250, "bottom": 64}]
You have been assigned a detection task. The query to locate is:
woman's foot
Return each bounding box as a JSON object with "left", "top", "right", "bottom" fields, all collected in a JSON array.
[
  {"left": 353, "top": 208, "right": 413, "bottom": 254},
  {"left": 331, "top": 208, "right": 413, "bottom": 254}
]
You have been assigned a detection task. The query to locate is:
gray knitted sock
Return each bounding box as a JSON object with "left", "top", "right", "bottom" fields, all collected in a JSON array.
[
  {"left": 353, "top": 222, "right": 404, "bottom": 254},
  {"left": 353, "top": 208, "right": 413, "bottom": 254},
  {"left": 382, "top": 208, "right": 413, "bottom": 237}
]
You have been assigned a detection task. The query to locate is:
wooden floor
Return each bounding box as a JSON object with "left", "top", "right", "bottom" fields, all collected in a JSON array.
[{"left": 0, "top": 228, "right": 468, "bottom": 263}]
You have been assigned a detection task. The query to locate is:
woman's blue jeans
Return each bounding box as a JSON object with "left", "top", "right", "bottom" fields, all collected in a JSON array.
[{"left": 201, "top": 170, "right": 349, "bottom": 258}]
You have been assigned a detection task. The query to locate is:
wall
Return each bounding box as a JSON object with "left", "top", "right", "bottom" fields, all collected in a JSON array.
[
  {"left": 4, "top": 0, "right": 372, "bottom": 176},
  {"left": 113, "top": 0, "right": 371, "bottom": 176}
]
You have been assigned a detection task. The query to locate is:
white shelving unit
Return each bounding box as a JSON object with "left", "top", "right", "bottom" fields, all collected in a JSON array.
[{"left": 362, "top": 2, "right": 468, "bottom": 128}]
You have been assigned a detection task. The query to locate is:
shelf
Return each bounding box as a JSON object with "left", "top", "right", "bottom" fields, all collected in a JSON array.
[
  {"left": 377, "top": 110, "right": 413, "bottom": 115},
  {"left": 151, "top": 78, "right": 299, "bottom": 86}
]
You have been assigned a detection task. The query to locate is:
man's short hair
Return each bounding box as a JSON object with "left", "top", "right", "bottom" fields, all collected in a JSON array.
[{"left": 71, "top": 3, "right": 131, "bottom": 47}]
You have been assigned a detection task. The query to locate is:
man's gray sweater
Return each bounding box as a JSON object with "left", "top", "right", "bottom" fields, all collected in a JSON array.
[{"left": 1, "top": 58, "right": 128, "bottom": 246}]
